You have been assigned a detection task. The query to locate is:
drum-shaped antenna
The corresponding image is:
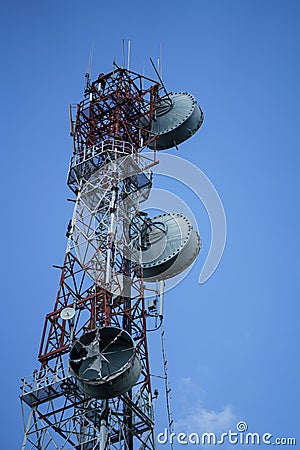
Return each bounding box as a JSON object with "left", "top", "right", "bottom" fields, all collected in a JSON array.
[
  {"left": 69, "top": 327, "right": 141, "bottom": 399},
  {"left": 149, "top": 92, "right": 204, "bottom": 150},
  {"left": 131, "top": 213, "right": 201, "bottom": 281}
]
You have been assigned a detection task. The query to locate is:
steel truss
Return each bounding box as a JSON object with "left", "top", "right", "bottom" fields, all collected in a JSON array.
[
  {"left": 70, "top": 67, "right": 160, "bottom": 158},
  {"left": 21, "top": 67, "right": 162, "bottom": 450}
]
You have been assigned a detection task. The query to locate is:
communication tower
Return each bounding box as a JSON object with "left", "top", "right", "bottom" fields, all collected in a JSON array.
[{"left": 20, "top": 61, "right": 204, "bottom": 449}]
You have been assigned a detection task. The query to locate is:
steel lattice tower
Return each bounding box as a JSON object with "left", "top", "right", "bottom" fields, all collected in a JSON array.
[{"left": 20, "top": 64, "right": 203, "bottom": 450}]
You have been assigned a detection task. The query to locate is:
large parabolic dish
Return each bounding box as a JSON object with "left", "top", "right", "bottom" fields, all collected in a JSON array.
[
  {"left": 69, "top": 327, "right": 141, "bottom": 399},
  {"left": 149, "top": 92, "right": 204, "bottom": 150},
  {"left": 130, "top": 213, "right": 201, "bottom": 281}
]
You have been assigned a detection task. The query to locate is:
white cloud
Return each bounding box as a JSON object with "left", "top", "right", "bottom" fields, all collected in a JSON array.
[
  {"left": 173, "top": 376, "right": 236, "bottom": 434},
  {"left": 175, "top": 405, "right": 236, "bottom": 434}
]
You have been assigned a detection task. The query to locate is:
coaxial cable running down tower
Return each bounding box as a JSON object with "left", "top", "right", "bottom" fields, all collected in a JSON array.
[{"left": 20, "top": 62, "right": 204, "bottom": 450}]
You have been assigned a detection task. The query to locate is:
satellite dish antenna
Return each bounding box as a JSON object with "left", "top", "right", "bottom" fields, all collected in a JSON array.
[{"left": 60, "top": 307, "right": 75, "bottom": 320}]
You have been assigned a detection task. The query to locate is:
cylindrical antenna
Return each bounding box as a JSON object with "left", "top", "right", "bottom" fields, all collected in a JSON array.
[
  {"left": 68, "top": 104, "right": 74, "bottom": 136},
  {"left": 99, "top": 419, "right": 107, "bottom": 450},
  {"left": 68, "top": 104, "right": 76, "bottom": 155},
  {"left": 159, "top": 280, "right": 164, "bottom": 318},
  {"left": 112, "top": 57, "right": 116, "bottom": 78}
]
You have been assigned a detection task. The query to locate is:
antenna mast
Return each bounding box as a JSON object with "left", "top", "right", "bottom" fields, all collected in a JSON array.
[{"left": 20, "top": 58, "right": 204, "bottom": 450}]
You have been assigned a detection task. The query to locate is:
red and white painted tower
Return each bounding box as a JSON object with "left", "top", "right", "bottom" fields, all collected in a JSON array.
[{"left": 20, "top": 62, "right": 203, "bottom": 450}]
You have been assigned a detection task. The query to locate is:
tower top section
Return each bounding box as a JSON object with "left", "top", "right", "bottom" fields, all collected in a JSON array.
[
  {"left": 67, "top": 64, "right": 204, "bottom": 193},
  {"left": 70, "top": 67, "right": 161, "bottom": 156}
]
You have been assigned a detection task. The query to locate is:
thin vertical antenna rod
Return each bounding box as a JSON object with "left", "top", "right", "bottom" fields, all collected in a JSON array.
[
  {"left": 89, "top": 41, "right": 95, "bottom": 75},
  {"left": 122, "top": 39, "right": 125, "bottom": 68},
  {"left": 85, "top": 42, "right": 94, "bottom": 91},
  {"left": 127, "top": 40, "right": 131, "bottom": 71},
  {"left": 150, "top": 57, "right": 170, "bottom": 98},
  {"left": 159, "top": 42, "right": 163, "bottom": 79},
  {"left": 141, "top": 60, "right": 146, "bottom": 90},
  {"left": 161, "top": 324, "right": 175, "bottom": 450}
]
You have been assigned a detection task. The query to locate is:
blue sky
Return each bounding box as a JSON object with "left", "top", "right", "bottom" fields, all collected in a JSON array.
[{"left": 1, "top": 0, "right": 300, "bottom": 448}]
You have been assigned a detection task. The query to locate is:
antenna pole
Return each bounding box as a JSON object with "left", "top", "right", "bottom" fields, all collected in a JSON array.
[
  {"left": 122, "top": 39, "right": 125, "bottom": 68},
  {"left": 127, "top": 40, "right": 131, "bottom": 71},
  {"left": 84, "top": 43, "right": 94, "bottom": 93},
  {"left": 89, "top": 41, "right": 95, "bottom": 75},
  {"left": 161, "top": 325, "right": 175, "bottom": 450},
  {"left": 150, "top": 57, "right": 169, "bottom": 98},
  {"left": 159, "top": 280, "right": 164, "bottom": 318},
  {"left": 159, "top": 42, "right": 163, "bottom": 79}
]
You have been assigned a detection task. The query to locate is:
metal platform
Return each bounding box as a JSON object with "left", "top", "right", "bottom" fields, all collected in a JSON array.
[
  {"left": 67, "top": 138, "right": 154, "bottom": 197},
  {"left": 20, "top": 364, "right": 78, "bottom": 407}
]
